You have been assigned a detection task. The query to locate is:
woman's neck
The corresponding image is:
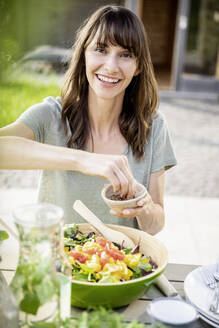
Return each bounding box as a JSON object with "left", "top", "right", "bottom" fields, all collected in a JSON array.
[{"left": 88, "top": 89, "right": 124, "bottom": 138}]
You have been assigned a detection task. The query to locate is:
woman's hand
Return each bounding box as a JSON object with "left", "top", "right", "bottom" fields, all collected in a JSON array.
[
  {"left": 109, "top": 169, "right": 165, "bottom": 235},
  {"left": 77, "top": 152, "right": 136, "bottom": 199},
  {"left": 109, "top": 192, "right": 153, "bottom": 218}
]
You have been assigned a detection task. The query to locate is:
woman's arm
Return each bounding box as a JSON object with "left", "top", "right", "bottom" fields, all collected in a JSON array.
[
  {"left": 109, "top": 169, "right": 165, "bottom": 235},
  {"left": 0, "top": 122, "right": 136, "bottom": 198},
  {"left": 135, "top": 169, "right": 165, "bottom": 235}
]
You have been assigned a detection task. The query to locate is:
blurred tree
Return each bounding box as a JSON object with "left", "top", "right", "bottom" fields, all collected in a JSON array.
[
  {"left": 186, "top": 0, "right": 201, "bottom": 51},
  {"left": 197, "top": 0, "right": 219, "bottom": 75},
  {"left": 0, "top": 0, "right": 20, "bottom": 81},
  {"left": 0, "top": 0, "right": 124, "bottom": 80}
]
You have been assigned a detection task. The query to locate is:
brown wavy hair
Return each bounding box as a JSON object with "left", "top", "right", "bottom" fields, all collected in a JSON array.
[{"left": 61, "top": 5, "right": 158, "bottom": 160}]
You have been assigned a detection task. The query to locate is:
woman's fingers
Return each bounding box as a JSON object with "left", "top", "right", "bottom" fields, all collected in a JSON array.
[
  {"left": 80, "top": 152, "right": 136, "bottom": 198},
  {"left": 100, "top": 155, "right": 136, "bottom": 198},
  {"left": 109, "top": 194, "right": 152, "bottom": 218},
  {"left": 112, "top": 156, "right": 136, "bottom": 199},
  {"left": 110, "top": 207, "right": 145, "bottom": 218},
  {"left": 120, "top": 156, "right": 137, "bottom": 199},
  {"left": 110, "top": 209, "right": 134, "bottom": 218}
]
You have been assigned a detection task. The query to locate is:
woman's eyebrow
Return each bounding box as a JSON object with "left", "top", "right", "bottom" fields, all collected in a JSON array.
[
  {"left": 93, "top": 41, "right": 134, "bottom": 53},
  {"left": 96, "top": 41, "right": 108, "bottom": 48}
]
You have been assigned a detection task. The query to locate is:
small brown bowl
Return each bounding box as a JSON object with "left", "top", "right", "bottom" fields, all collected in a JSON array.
[{"left": 101, "top": 182, "right": 147, "bottom": 214}]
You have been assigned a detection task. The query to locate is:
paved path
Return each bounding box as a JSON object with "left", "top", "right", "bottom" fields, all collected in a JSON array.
[{"left": 160, "top": 96, "right": 219, "bottom": 198}]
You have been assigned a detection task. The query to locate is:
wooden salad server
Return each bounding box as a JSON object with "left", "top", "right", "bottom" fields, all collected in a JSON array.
[
  {"left": 155, "top": 274, "right": 179, "bottom": 298},
  {"left": 73, "top": 200, "right": 135, "bottom": 249}
]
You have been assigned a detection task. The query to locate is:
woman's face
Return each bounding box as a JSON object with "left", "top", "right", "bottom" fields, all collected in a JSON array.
[{"left": 85, "top": 33, "right": 139, "bottom": 100}]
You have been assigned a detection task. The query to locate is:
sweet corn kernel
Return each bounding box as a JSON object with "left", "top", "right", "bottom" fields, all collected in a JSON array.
[
  {"left": 82, "top": 241, "right": 102, "bottom": 252},
  {"left": 68, "top": 256, "right": 75, "bottom": 265},
  {"left": 64, "top": 247, "right": 69, "bottom": 253},
  {"left": 124, "top": 253, "right": 142, "bottom": 267},
  {"left": 74, "top": 245, "right": 82, "bottom": 252},
  {"left": 86, "top": 261, "right": 101, "bottom": 272}
]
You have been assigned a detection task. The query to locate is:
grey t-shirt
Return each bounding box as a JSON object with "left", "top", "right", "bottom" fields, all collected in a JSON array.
[{"left": 17, "top": 96, "right": 177, "bottom": 228}]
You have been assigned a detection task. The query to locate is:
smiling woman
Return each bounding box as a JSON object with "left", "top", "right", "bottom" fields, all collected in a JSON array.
[
  {"left": 0, "top": 5, "right": 177, "bottom": 234},
  {"left": 85, "top": 40, "right": 138, "bottom": 99}
]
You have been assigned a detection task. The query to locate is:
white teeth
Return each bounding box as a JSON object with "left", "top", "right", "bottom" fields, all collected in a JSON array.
[{"left": 97, "top": 75, "right": 119, "bottom": 83}]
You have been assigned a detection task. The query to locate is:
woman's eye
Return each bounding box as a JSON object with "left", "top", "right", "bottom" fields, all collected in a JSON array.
[
  {"left": 95, "top": 48, "right": 105, "bottom": 54},
  {"left": 121, "top": 52, "right": 133, "bottom": 58}
]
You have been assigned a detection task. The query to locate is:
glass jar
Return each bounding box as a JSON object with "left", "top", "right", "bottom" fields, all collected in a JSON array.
[
  {"left": 10, "top": 203, "right": 71, "bottom": 327},
  {"left": 52, "top": 207, "right": 72, "bottom": 322},
  {"left": 0, "top": 270, "right": 19, "bottom": 328}
]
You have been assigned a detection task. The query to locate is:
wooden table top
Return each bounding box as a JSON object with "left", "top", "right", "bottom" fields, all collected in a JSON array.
[{"left": 1, "top": 263, "right": 212, "bottom": 327}]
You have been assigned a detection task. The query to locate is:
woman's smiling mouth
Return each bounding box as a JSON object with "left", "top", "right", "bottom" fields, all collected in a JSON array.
[{"left": 96, "top": 74, "right": 121, "bottom": 85}]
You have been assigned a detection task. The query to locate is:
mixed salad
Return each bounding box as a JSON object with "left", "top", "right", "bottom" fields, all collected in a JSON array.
[{"left": 64, "top": 225, "right": 157, "bottom": 283}]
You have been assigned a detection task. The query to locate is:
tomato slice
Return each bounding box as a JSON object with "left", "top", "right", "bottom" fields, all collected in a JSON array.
[
  {"left": 84, "top": 248, "right": 102, "bottom": 256},
  {"left": 69, "top": 251, "right": 88, "bottom": 263},
  {"left": 105, "top": 242, "right": 125, "bottom": 261},
  {"left": 95, "top": 236, "right": 108, "bottom": 247},
  {"left": 100, "top": 251, "right": 110, "bottom": 268},
  {"left": 95, "top": 236, "right": 125, "bottom": 260}
]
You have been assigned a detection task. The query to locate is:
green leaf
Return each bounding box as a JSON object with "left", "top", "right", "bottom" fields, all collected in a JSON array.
[
  {"left": 126, "top": 320, "right": 145, "bottom": 328},
  {"left": 30, "top": 322, "right": 57, "bottom": 328},
  {"left": 123, "top": 248, "right": 132, "bottom": 254},
  {"left": 0, "top": 230, "right": 9, "bottom": 241},
  {"left": 35, "top": 278, "right": 56, "bottom": 305},
  {"left": 32, "top": 257, "right": 52, "bottom": 284},
  {"left": 73, "top": 272, "right": 89, "bottom": 282},
  {"left": 98, "top": 275, "right": 119, "bottom": 283},
  {"left": 64, "top": 238, "right": 77, "bottom": 247},
  {"left": 77, "top": 262, "right": 95, "bottom": 274},
  {"left": 130, "top": 270, "right": 142, "bottom": 280},
  {"left": 138, "top": 262, "right": 152, "bottom": 272},
  {"left": 78, "top": 311, "right": 89, "bottom": 328},
  {"left": 64, "top": 225, "right": 78, "bottom": 238},
  {"left": 20, "top": 292, "right": 41, "bottom": 315},
  {"left": 75, "top": 232, "right": 84, "bottom": 241},
  {"left": 10, "top": 269, "right": 26, "bottom": 288},
  {"left": 64, "top": 227, "right": 97, "bottom": 247},
  {"left": 129, "top": 261, "right": 152, "bottom": 280}
]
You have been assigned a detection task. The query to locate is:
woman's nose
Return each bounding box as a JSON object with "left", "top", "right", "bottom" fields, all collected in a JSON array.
[{"left": 104, "top": 54, "right": 119, "bottom": 72}]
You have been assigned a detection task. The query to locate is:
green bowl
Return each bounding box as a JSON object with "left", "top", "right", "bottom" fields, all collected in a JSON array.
[{"left": 66, "top": 223, "right": 168, "bottom": 309}]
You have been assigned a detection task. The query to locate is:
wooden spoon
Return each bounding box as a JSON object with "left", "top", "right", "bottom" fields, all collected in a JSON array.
[{"left": 73, "top": 200, "right": 135, "bottom": 248}]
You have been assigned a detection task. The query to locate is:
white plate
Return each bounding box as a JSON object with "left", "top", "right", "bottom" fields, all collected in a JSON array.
[
  {"left": 186, "top": 299, "right": 219, "bottom": 327},
  {"left": 184, "top": 264, "right": 219, "bottom": 324},
  {"left": 199, "top": 313, "right": 219, "bottom": 328}
]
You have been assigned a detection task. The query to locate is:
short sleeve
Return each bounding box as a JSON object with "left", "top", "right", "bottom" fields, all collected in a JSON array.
[
  {"left": 150, "top": 111, "right": 177, "bottom": 173},
  {"left": 16, "top": 96, "right": 61, "bottom": 143}
]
